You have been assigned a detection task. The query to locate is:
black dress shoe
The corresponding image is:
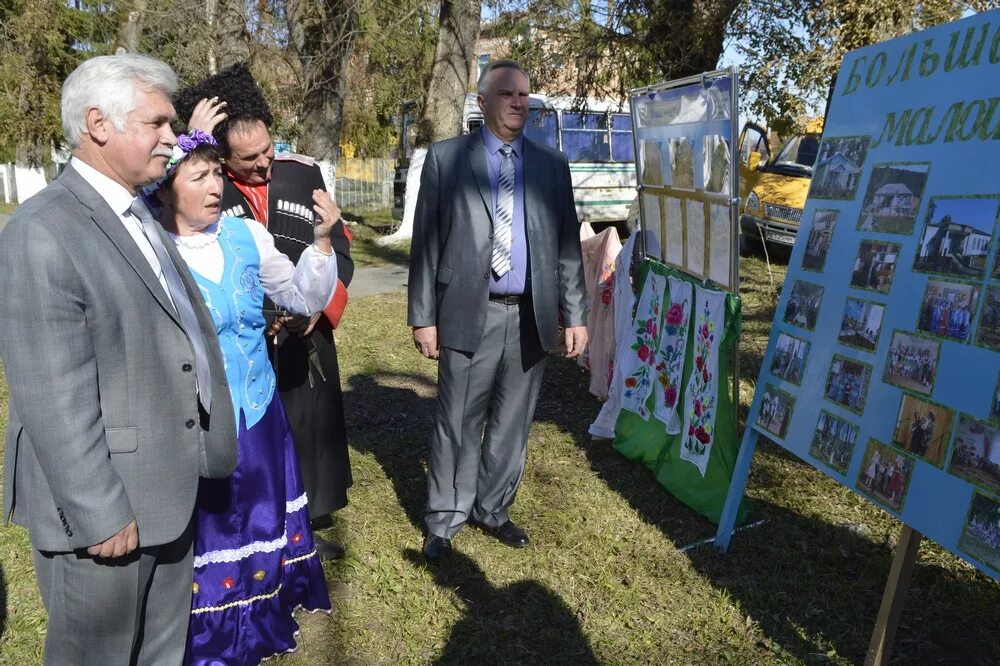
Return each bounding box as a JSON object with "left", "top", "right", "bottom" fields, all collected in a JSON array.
[
  {"left": 423, "top": 535, "right": 452, "bottom": 564},
  {"left": 480, "top": 520, "right": 529, "bottom": 548},
  {"left": 313, "top": 534, "right": 345, "bottom": 561}
]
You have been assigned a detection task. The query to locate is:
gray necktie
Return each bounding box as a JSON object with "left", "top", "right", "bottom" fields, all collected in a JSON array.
[
  {"left": 491, "top": 143, "right": 515, "bottom": 278},
  {"left": 129, "top": 198, "right": 213, "bottom": 412}
]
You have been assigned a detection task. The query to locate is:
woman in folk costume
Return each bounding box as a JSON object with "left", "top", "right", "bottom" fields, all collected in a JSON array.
[
  {"left": 149, "top": 116, "right": 333, "bottom": 664},
  {"left": 176, "top": 65, "right": 353, "bottom": 557}
]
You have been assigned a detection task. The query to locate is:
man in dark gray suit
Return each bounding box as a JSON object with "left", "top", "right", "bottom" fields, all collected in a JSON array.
[
  {"left": 408, "top": 60, "right": 587, "bottom": 563},
  {"left": 0, "top": 55, "right": 237, "bottom": 663}
]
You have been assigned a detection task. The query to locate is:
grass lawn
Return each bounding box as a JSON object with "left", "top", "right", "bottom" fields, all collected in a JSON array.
[
  {"left": 342, "top": 208, "right": 411, "bottom": 268},
  {"left": 0, "top": 202, "right": 14, "bottom": 216},
  {"left": 2, "top": 250, "right": 999, "bottom": 664}
]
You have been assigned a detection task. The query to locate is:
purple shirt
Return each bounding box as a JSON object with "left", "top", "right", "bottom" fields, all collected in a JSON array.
[{"left": 482, "top": 127, "right": 527, "bottom": 295}]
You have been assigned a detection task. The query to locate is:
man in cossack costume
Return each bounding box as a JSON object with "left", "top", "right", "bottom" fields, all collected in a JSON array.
[{"left": 177, "top": 64, "right": 353, "bottom": 559}]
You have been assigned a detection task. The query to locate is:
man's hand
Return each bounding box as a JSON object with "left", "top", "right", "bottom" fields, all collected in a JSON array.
[
  {"left": 563, "top": 326, "right": 588, "bottom": 359},
  {"left": 87, "top": 519, "right": 138, "bottom": 559},
  {"left": 413, "top": 326, "right": 439, "bottom": 359},
  {"left": 286, "top": 312, "right": 324, "bottom": 337},
  {"left": 311, "top": 190, "right": 341, "bottom": 249}
]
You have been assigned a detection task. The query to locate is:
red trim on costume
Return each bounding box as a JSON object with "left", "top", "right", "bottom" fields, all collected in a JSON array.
[
  {"left": 323, "top": 279, "right": 349, "bottom": 329},
  {"left": 231, "top": 179, "right": 269, "bottom": 225}
]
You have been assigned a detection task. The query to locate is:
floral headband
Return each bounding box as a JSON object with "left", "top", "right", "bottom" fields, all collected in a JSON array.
[
  {"left": 144, "top": 129, "right": 219, "bottom": 196},
  {"left": 164, "top": 129, "right": 219, "bottom": 179}
]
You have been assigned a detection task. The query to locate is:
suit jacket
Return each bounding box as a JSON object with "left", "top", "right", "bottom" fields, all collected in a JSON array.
[
  {"left": 219, "top": 154, "right": 354, "bottom": 328},
  {"left": 0, "top": 164, "right": 238, "bottom": 552},
  {"left": 408, "top": 132, "right": 586, "bottom": 353}
]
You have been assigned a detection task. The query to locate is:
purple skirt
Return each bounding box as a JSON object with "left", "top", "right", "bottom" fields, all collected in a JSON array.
[{"left": 186, "top": 397, "right": 331, "bottom": 665}]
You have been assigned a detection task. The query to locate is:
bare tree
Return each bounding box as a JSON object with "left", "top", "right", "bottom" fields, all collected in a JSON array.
[
  {"left": 287, "top": 0, "right": 360, "bottom": 161},
  {"left": 418, "top": 0, "right": 481, "bottom": 145}
]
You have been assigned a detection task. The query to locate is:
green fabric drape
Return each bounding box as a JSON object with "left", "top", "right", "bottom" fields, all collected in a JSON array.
[{"left": 612, "top": 258, "right": 752, "bottom": 525}]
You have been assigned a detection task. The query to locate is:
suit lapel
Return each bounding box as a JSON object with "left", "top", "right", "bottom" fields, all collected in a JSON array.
[
  {"left": 522, "top": 139, "right": 542, "bottom": 241},
  {"left": 59, "top": 165, "right": 182, "bottom": 327},
  {"left": 467, "top": 136, "right": 494, "bottom": 225}
]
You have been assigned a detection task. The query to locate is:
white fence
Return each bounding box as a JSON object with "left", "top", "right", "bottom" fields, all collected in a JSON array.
[{"left": 0, "top": 157, "right": 396, "bottom": 212}]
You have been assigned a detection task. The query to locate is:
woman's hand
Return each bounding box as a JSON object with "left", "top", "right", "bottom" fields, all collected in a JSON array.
[
  {"left": 311, "top": 189, "right": 341, "bottom": 254},
  {"left": 188, "top": 97, "right": 228, "bottom": 135}
]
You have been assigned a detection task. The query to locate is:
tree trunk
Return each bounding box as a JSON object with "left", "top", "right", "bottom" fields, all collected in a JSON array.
[
  {"left": 213, "top": 0, "right": 251, "bottom": 72},
  {"left": 287, "top": 0, "right": 359, "bottom": 162},
  {"left": 114, "top": 0, "right": 146, "bottom": 54},
  {"left": 417, "top": 0, "right": 480, "bottom": 146},
  {"left": 646, "top": 0, "right": 741, "bottom": 80}
]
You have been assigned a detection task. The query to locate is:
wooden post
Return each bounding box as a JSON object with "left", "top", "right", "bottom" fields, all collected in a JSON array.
[{"left": 864, "top": 524, "right": 923, "bottom": 666}]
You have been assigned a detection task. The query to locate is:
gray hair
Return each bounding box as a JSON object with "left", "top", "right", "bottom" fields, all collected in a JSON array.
[
  {"left": 476, "top": 59, "right": 530, "bottom": 95},
  {"left": 61, "top": 54, "right": 177, "bottom": 148}
]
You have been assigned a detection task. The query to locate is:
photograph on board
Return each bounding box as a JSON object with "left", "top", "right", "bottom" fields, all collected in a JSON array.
[
  {"left": 809, "top": 136, "right": 870, "bottom": 200},
  {"left": 857, "top": 438, "right": 915, "bottom": 513},
  {"left": 975, "top": 286, "right": 1000, "bottom": 351},
  {"left": 824, "top": 354, "right": 873, "bottom": 414},
  {"left": 884, "top": 330, "right": 940, "bottom": 395},
  {"left": 757, "top": 385, "right": 795, "bottom": 439},
  {"left": 916, "top": 278, "right": 978, "bottom": 343},
  {"left": 703, "top": 135, "right": 730, "bottom": 194},
  {"left": 669, "top": 137, "right": 695, "bottom": 189},
  {"left": 948, "top": 414, "right": 1000, "bottom": 496},
  {"left": 992, "top": 372, "right": 1000, "bottom": 425},
  {"left": 958, "top": 490, "right": 1000, "bottom": 575},
  {"left": 913, "top": 196, "right": 999, "bottom": 280},
  {"left": 838, "top": 297, "right": 885, "bottom": 352},
  {"left": 783, "top": 280, "right": 824, "bottom": 331},
  {"left": 892, "top": 394, "right": 954, "bottom": 467},
  {"left": 810, "top": 410, "right": 859, "bottom": 475},
  {"left": 770, "top": 332, "right": 810, "bottom": 385},
  {"left": 802, "top": 209, "right": 839, "bottom": 272},
  {"left": 641, "top": 140, "right": 665, "bottom": 187},
  {"left": 850, "top": 240, "right": 901, "bottom": 294},
  {"left": 856, "top": 163, "right": 931, "bottom": 234}
]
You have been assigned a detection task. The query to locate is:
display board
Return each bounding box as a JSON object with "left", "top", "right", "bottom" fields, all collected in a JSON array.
[
  {"left": 722, "top": 10, "right": 1000, "bottom": 579},
  {"left": 629, "top": 69, "right": 740, "bottom": 292}
]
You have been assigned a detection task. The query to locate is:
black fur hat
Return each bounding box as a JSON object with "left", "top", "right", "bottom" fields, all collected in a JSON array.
[{"left": 174, "top": 63, "right": 273, "bottom": 150}]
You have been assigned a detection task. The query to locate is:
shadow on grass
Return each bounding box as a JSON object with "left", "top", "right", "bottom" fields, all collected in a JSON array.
[
  {"left": 339, "top": 342, "right": 1000, "bottom": 663},
  {"left": 0, "top": 562, "right": 6, "bottom": 637},
  {"left": 536, "top": 354, "right": 1000, "bottom": 664},
  {"left": 344, "top": 371, "right": 435, "bottom": 529},
  {"left": 402, "top": 549, "right": 600, "bottom": 665}
]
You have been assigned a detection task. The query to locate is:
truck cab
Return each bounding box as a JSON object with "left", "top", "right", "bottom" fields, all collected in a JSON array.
[{"left": 738, "top": 118, "right": 824, "bottom": 250}]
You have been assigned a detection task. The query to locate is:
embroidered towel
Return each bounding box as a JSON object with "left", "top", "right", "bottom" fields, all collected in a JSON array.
[
  {"left": 619, "top": 272, "right": 667, "bottom": 420},
  {"left": 679, "top": 284, "right": 727, "bottom": 476},
  {"left": 653, "top": 276, "right": 692, "bottom": 433}
]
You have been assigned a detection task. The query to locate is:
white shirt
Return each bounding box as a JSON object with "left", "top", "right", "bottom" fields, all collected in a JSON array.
[
  {"left": 169, "top": 218, "right": 337, "bottom": 315},
  {"left": 71, "top": 157, "right": 174, "bottom": 306}
]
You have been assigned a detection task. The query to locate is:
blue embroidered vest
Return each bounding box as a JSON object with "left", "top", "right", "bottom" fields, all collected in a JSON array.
[{"left": 188, "top": 216, "right": 274, "bottom": 429}]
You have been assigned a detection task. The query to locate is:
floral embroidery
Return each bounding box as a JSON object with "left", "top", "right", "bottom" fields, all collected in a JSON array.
[
  {"left": 621, "top": 273, "right": 667, "bottom": 419},
  {"left": 679, "top": 285, "right": 727, "bottom": 476},
  {"left": 653, "top": 277, "right": 692, "bottom": 433}
]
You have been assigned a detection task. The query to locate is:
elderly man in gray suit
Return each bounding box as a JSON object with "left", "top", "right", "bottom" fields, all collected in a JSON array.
[
  {"left": 0, "top": 55, "right": 237, "bottom": 663},
  {"left": 408, "top": 60, "right": 588, "bottom": 563}
]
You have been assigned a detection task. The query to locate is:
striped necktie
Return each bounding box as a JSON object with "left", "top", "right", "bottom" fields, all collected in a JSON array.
[
  {"left": 491, "top": 143, "right": 515, "bottom": 278},
  {"left": 129, "top": 198, "right": 213, "bottom": 412}
]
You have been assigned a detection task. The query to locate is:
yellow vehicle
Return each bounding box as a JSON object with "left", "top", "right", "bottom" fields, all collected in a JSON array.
[{"left": 738, "top": 118, "right": 824, "bottom": 250}]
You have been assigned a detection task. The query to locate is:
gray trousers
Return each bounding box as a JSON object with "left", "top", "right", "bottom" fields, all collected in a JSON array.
[
  {"left": 33, "top": 517, "right": 194, "bottom": 665},
  {"left": 426, "top": 299, "right": 548, "bottom": 539}
]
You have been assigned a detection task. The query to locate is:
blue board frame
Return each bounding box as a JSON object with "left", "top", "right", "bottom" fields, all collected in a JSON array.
[{"left": 716, "top": 10, "right": 1000, "bottom": 582}]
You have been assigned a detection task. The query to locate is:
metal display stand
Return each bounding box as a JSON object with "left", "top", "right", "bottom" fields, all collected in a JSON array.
[{"left": 627, "top": 68, "right": 742, "bottom": 510}]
